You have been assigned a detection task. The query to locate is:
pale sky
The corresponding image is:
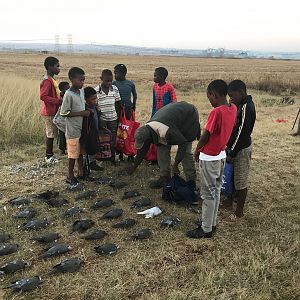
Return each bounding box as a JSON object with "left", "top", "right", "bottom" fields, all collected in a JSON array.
[{"left": 1, "top": 0, "right": 300, "bottom": 52}]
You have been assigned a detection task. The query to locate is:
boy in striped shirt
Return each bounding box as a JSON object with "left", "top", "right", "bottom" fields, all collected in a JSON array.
[{"left": 95, "top": 69, "right": 121, "bottom": 164}]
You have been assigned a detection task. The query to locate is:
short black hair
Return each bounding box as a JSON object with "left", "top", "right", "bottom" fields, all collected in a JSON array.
[
  {"left": 68, "top": 67, "right": 85, "bottom": 79},
  {"left": 155, "top": 67, "right": 168, "bottom": 80},
  {"left": 58, "top": 81, "right": 70, "bottom": 92},
  {"left": 101, "top": 69, "right": 113, "bottom": 77},
  {"left": 84, "top": 86, "right": 97, "bottom": 99},
  {"left": 228, "top": 80, "right": 247, "bottom": 93},
  {"left": 207, "top": 79, "right": 228, "bottom": 96},
  {"left": 114, "top": 64, "right": 127, "bottom": 76},
  {"left": 44, "top": 56, "right": 59, "bottom": 70}
]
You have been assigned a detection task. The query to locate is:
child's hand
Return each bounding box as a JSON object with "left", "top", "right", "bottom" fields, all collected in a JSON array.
[
  {"left": 226, "top": 156, "right": 233, "bottom": 163},
  {"left": 81, "top": 110, "right": 91, "bottom": 117}
]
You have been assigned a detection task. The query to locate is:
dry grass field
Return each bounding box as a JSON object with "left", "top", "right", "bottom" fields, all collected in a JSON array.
[{"left": 0, "top": 52, "right": 299, "bottom": 300}]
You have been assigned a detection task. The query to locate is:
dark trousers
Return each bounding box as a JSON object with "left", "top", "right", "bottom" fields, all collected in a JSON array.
[{"left": 124, "top": 107, "right": 133, "bottom": 120}]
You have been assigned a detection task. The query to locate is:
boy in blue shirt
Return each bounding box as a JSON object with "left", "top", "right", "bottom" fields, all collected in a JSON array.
[{"left": 113, "top": 64, "right": 137, "bottom": 161}]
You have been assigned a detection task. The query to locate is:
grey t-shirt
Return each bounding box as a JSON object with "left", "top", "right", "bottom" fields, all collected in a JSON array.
[
  {"left": 112, "top": 79, "right": 136, "bottom": 108},
  {"left": 60, "top": 89, "right": 85, "bottom": 139}
]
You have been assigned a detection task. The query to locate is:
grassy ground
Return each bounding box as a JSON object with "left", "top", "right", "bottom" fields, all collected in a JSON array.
[{"left": 0, "top": 53, "right": 299, "bottom": 300}]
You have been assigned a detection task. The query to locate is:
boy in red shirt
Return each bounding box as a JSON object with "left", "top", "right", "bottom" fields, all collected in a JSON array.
[
  {"left": 186, "top": 80, "right": 237, "bottom": 239},
  {"left": 40, "top": 56, "right": 62, "bottom": 163},
  {"left": 152, "top": 67, "right": 176, "bottom": 116}
]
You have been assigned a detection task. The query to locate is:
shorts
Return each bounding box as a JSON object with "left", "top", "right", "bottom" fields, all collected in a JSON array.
[
  {"left": 67, "top": 138, "right": 85, "bottom": 159},
  {"left": 233, "top": 145, "right": 252, "bottom": 190},
  {"left": 44, "top": 116, "right": 58, "bottom": 139}
]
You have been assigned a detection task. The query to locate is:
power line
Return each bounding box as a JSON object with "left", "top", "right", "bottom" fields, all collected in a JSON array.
[{"left": 0, "top": 39, "right": 54, "bottom": 42}]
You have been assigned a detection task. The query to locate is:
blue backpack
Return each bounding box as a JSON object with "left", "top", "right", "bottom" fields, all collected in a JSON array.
[
  {"left": 162, "top": 175, "right": 197, "bottom": 204},
  {"left": 221, "top": 162, "right": 234, "bottom": 197}
]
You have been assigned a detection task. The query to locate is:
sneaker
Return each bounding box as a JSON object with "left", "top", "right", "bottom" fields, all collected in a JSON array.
[
  {"left": 224, "top": 213, "right": 245, "bottom": 223},
  {"left": 90, "top": 161, "right": 104, "bottom": 171},
  {"left": 149, "top": 176, "right": 170, "bottom": 189},
  {"left": 45, "top": 156, "right": 59, "bottom": 164},
  {"left": 66, "top": 177, "right": 79, "bottom": 187},
  {"left": 194, "top": 220, "right": 217, "bottom": 233},
  {"left": 186, "top": 227, "right": 213, "bottom": 239}
]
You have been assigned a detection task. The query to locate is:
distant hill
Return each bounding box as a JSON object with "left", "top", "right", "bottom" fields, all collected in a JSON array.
[{"left": 0, "top": 42, "right": 299, "bottom": 60}]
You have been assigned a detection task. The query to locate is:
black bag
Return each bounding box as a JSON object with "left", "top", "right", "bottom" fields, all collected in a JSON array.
[{"left": 162, "top": 175, "right": 197, "bottom": 204}]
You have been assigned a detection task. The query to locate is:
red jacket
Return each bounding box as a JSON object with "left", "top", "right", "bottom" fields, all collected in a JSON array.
[{"left": 40, "top": 75, "right": 62, "bottom": 116}]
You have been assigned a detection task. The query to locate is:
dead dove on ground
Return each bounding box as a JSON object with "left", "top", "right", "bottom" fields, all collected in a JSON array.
[
  {"left": 19, "top": 219, "right": 49, "bottom": 230},
  {"left": 161, "top": 216, "right": 182, "bottom": 227},
  {"left": 5, "top": 276, "right": 42, "bottom": 292},
  {"left": 62, "top": 207, "right": 85, "bottom": 218},
  {"left": 41, "top": 244, "right": 72, "bottom": 258},
  {"left": 109, "top": 181, "right": 128, "bottom": 189},
  {"left": 75, "top": 190, "right": 96, "bottom": 200},
  {"left": 49, "top": 258, "right": 83, "bottom": 274},
  {"left": 101, "top": 208, "right": 123, "bottom": 219},
  {"left": 31, "top": 232, "right": 60, "bottom": 244},
  {"left": 131, "top": 228, "right": 153, "bottom": 240},
  {"left": 94, "top": 243, "right": 119, "bottom": 255},
  {"left": 0, "top": 233, "right": 11, "bottom": 243},
  {"left": 9, "top": 197, "right": 31, "bottom": 206},
  {"left": 71, "top": 219, "right": 95, "bottom": 233},
  {"left": 131, "top": 198, "right": 152, "bottom": 209},
  {"left": 91, "top": 199, "right": 114, "bottom": 210},
  {"left": 14, "top": 208, "right": 37, "bottom": 219},
  {"left": 122, "top": 190, "right": 141, "bottom": 199},
  {"left": 81, "top": 229, "right": 107, "bottom": 240},
  {"left": 37, "top": 190, "right": 59, "bottom": 200},
  {"left": 42, "top": 197, "right": 68, "bottom": 207},
  {"left": 0, "top": 260, "right": 30, "bottom": 275},
  {"left": 0, "top": 244, "right": 18, "bottom": 256},
  {"left": 137, "top": 206, "right": 162, "bottom": 218},
  {"left": 112, "top": 218, "right": 136, "bottom": 229}
]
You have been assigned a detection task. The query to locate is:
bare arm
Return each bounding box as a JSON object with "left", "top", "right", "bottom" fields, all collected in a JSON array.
[
  {"left": 61, "top": 110, "right": 90, "bottom": 117},
  {"left": 132, "top": 84, "right": 137, "bottom": 110},
  {"left": 194, "top": 129, "right": 210, "bottom": 162}
]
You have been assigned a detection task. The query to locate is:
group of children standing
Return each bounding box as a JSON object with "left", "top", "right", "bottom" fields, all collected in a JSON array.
[
  {"left": 39, "top": 56, "right": 256, "bottom": 239},
  {"left": 39, "top": 57, "right": 177, "bottom": 183}
]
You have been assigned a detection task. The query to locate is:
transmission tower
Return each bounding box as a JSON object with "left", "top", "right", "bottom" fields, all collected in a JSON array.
[
  {"left": 67, "top": 34, "right": 73, "bottom": 53},
  {"left": 54, "top": 35, "right": 60, "bottom": 53}
]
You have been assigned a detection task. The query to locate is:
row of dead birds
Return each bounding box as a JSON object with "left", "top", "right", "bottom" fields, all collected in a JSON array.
[{"left": 0, "top": 185, "right": 181, "bottom": 292}]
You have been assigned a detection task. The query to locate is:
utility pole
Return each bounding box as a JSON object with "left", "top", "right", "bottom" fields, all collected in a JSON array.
[
  {"left": 54, "top": 35, "right": 60, "bottom": 53},
  {"left": 67, "top": 34, "right": 73, "bottom": 53}
]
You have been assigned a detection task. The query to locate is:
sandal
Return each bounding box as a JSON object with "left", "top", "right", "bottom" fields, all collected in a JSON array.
[{"left": 225, "top": 213, "right": 245, "bottom": 223}]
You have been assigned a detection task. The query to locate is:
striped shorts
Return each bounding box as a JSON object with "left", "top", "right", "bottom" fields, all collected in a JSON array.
[{"left": 233, "top": 145, "right": 252, "bottom": 190}]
